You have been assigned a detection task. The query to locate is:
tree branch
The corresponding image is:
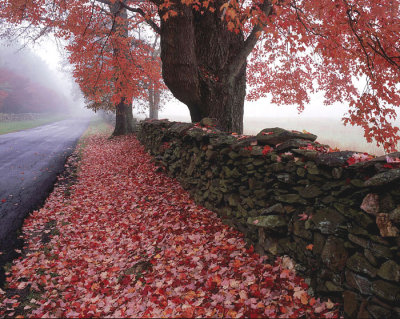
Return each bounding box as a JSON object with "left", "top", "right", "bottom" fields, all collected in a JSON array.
[
  {"left": 367, "top": 35, "right": 400, "bottom": 70},
  {"left": 226, "top": 0, "right": 273, "bottom": 81},
  {"left": 119, "top": 1, "right": 160, "bottom": 34},
  {"left": 95, "top": 0, "right": 111, "bottom": 5},
  {"left": 345, "top": 7, "right": 374, "bottom": 77},
  {"left": 82, "top": 2, "right": 96, "bottom": 37},
  {"left": 290, "top": 1, "right": 328, "bottom": 39}
]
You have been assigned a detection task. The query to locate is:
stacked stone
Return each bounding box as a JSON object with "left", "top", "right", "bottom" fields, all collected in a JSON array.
[
  {"left": 137, "top": 118, "right": 400, "bottom": 318},
  {"left": 0, "top": 113, "right": 41, "bottom": 122}
]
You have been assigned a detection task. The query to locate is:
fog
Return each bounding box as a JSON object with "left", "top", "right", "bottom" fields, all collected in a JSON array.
[
  {"left": 145, "top": 94, "right": 392, "bottom": 156},
  {"left": 0, "top": 39, "right": 395, "bottom": 155},
  {"left": 0, "top": 40, "right": 89, "bottom": 116}
]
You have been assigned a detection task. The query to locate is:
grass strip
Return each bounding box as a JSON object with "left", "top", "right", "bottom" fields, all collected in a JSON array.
[{"left": 0, "top": 114, "right": 67, "bottom": 135}]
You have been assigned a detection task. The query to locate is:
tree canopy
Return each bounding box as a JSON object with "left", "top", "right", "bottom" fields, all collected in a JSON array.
[{"left": 1, "top": 0, "right": 400, "bottom": 150}]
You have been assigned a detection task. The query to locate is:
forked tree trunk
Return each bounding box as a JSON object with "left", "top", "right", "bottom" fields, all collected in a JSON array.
[
  {"left": 159, "top": 2, "right": 248, "bottom": 133},
  {"left": 112, "top": 99, "right": 135, "bottom": 136}
]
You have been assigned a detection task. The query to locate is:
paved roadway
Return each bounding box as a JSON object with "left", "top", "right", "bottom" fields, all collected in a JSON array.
[{"left": 0, "top": 118, "right": 90, "bottom": 286}]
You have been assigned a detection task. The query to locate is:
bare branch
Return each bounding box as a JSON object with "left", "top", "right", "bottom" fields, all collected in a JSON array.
[
  {"left": 95, "top": 0, "right": 112, "bottom": 5},
  {"left": 226, "top": 0, "right": 273, "bottom": 81},
  {"left": 366, "top": 35, "right": 400, "bottom": 70},
  {"left": 82, "top": 2, "right": 96, "bottom": 37},
  {"left": 345, "top": 6, "right": 374, "bottom": 77},
  {"left": 119, "top": 1, "right": 160, "bottom": 34},
  {"left": 92, "top": 16, "right": 116, "bottom": 90},
  {"left": 290, "top": 1, "right": 328, "bottom": 39}
]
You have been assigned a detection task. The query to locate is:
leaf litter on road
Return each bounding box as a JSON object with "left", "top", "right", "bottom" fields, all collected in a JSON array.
[{"left": 0, "top": 132, "right": 339, "bottom": 318}]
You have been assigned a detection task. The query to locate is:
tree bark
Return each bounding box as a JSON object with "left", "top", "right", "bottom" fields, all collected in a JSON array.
[
  {"left": 109, "top": 1, "right": 134, "bottom": 135},
  {"left": 149, "top": 85, "right": 160, "bottom": 119},
  {"left": 159, "top": 2, "right": 247, "bottom": 133},
  {"left": 112, "top": 98, "right": 135, "bottom": 136}
]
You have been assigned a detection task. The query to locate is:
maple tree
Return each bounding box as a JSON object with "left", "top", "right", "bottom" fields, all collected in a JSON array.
[
  {"left": 63, "top": 3, "right": 163, "bottom": 135},
  {"left": 1, "top": 0, "right": 400, "bottom": 149},
  {"left": 83, "top": 35, "right": 167, "bottom": 120}
]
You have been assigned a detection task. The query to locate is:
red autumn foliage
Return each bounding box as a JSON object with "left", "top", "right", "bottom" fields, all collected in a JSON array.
[
  {"left": 262, "top": 145, "right": 272, "bottom": 155},
  {"left": 0, "top": 131, "right": 338, "bottom": 318},
  {"left": 2, "top": 0, "right": 400, "bottom": 148},
  {"left": 346, "top": 152, "right": 375, "bottom": 165}
]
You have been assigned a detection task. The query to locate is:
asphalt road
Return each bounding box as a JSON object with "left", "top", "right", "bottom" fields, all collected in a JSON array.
[{"left": 0, "top": 118, "right": 90, "bottom": 286}]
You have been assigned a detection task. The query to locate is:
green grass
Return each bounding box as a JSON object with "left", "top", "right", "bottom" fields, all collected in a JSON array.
[
  {"left": 84, "top": 117, "right": 114, "bottom": 135},
  {"left": 0, "top": 114, "right": 67, "bottom": 135},
  {"left": 73, "top": 118, "right": 113, "bottom": 160}
]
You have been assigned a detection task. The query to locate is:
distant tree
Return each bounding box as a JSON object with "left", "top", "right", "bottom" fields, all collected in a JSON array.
[
  {"left": 82, "top": 32, "right": 168, "bottom": 122},
  {"left": 145, "top": 36, "right": 162, "bottom": 120},
  {"left": 0, "top": 74, "right": 11, "bottom": 110},
  {"left": 2, "top": 0, "right": 400, "bottom": 150},
  {"left": 148, "top": 84, "right": 160, "bottom": 120},
  {"left": 137, "top": 35, "right": 169, "bottom": 120},
  {"left": 65, "top": 2, "right": 162, "bottom": 135},
  {"left": 0, "top": 67, "right": 68, "bottom": 113}
]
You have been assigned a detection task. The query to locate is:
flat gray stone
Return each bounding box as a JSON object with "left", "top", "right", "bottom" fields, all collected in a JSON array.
[
  {"left": 247, "top": 215, "right": 287, "bottom": 231},
  {"left": 316, "top": 151, "right": 355, "bottom": 167},
  {"left": 256, "top": 127, "right": 317, "bottom": 146},
  {"left": 312, "top": 208, "right": 346, "bottom": 234},
  {"left": 260, "top": 203, "right": 285, "bottom": 215},
  {"left": 364, "top": 169, "right": 400, "bottom": 187},
  {"left": 169, "top": 122, "right": 194, "bottom": 135},
  {"left": 275, "top": 139, "right": 315, "bottom": 152}
]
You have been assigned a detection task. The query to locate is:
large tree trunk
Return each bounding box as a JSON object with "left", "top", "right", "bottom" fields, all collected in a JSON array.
[
  {"left": 159, "top": 2, "right": 247, "bottom": 133},
  {"left": 112, "top": 98, "right": 135, "bottom": 136}
]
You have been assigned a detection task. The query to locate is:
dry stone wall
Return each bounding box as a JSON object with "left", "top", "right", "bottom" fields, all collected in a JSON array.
[
  {"left": 0, "top": 113, "right": 42, "bottom": 122},
  {"left": 137, "top": 118, "right": 400, "bottom": 318}
]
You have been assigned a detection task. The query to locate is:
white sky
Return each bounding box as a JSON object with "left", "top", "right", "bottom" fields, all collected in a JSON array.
[
  {"left": 34, "top": 38, "right": 89, "bottom": 115},
  {"left": 34, "top": 38, "right": 62, "bottom": 70},
  {"left": 34, "top": 38, "right": 348, "bottom": 116},
  {"left": 32, "top": 38, "right": 390, "bottom": 155}
]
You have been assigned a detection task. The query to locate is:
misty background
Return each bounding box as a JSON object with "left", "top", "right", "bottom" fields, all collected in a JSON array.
[
  {"left": 1, "top": 38, "right": 397, "bottom": 156},
  {"left": 0, "top": 40, "right": 86, "bottom": 116}
]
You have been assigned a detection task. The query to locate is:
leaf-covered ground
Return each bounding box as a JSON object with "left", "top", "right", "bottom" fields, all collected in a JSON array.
[{"left": 0, "top": 129, "right": 339, "bottom": 318}]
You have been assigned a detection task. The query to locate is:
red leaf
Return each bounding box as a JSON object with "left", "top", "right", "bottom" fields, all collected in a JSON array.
[{"left": 262, "top": 145, "right": 272, "bottom": 155}]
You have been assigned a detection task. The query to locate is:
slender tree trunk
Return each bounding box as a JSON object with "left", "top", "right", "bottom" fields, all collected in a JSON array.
[
  {"left": 112, "top": 98, "right": 135, "bottom": 136},
  {"left": 149, "top": 84, "right": 160, "bottom": 119},
  {"left": 159, "top": 2, "right": 247, "bottom": 133}
]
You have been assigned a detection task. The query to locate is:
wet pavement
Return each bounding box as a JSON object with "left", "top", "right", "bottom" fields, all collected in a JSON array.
[{"left": 0, "top": 118, "right": 90, "bottom": 286}]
